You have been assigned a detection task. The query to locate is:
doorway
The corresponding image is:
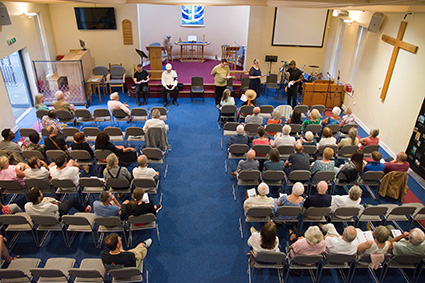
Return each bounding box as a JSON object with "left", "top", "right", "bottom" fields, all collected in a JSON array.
[{"left": 0, "top": 50, "right": 33, "bottom": 122}]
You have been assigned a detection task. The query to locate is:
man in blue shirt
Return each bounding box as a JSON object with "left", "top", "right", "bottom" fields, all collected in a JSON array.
[
  {"left": 94, "top": 191, "right": 121, "bottom": 217},
  {"left": 363, "top": 151, "right": 385, "bottom": 173}
]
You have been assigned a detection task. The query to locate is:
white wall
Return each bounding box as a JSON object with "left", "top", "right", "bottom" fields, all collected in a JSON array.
[{"left": 137, "top": 4, "right": 249, "bottom": 62}]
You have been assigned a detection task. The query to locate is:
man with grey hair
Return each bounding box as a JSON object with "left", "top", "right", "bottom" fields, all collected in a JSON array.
[
  {"left": 330, "top": 185, "right": 363, "bottom": 213},
  {"left": 53, "top": 90, "right": 75, "bottom": 113},
  {"left": 322, "top": 224, "right": 358, "bottom": 255},
  {"left": 94, "top": 191, "right": 121, "bottom": 217},
  {"left": 243, "top": 183, "right": 274, "bottom": 212},
  {"left": 390, "top": 227, "right": 425, "bottom": 256},
  {"left": 245, "top": 107, "right": 263, "bottom": 125},
  {"left": 44, "top": 125, "right": 67, "bottom": 151},
  {"left": 272, "top": 124, "right": 296, "bottom": 147},
  {"left": 303, "top": 180, "right": 331, "bottom": 209},
  {"left": 230, "top": 149, "right": 259, "bottom": 177},
  {"left": 143, "top": 109, "right": 169, "bottom": 133},
  {"left": 107, "top": 92, "right": 132, "bottom": 122},
  {"left": 161, "top": 63, "right": 179, "bottom": 106},
  {"left": 229, "top": 125, "right": 249, "bottom": 146}
]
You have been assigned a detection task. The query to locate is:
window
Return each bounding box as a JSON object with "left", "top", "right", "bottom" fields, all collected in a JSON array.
[{"left": 181, "top": 5, "right": 204, "bottom": 26}]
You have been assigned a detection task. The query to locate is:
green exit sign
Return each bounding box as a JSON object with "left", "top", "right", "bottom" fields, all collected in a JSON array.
[{"left": 7, "top": 38, "right": 16, "bottom": 45}]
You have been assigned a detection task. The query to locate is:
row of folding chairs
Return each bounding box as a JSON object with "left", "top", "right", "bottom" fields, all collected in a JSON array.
[
  {"left": 0, "top": 256, "right": 146, "bottom": 283},
  {"left": 249, "top": 249, "right": 425, "bottom": 283}
]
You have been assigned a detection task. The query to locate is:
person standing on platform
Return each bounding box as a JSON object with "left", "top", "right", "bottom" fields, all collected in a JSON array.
[
  {"left": 161, "top": 63, "right": 179, "bottom": 107},
  {"left": 133, "top": 64, "right": 150, "bottom": 106},
  {"left": 211, "top": 59, "right": 230, "bottom": 107},
  {"left": 285, "top": 60, "right": 303, "bottom": 108},
  {"left": 249, "top": 59, "right": 263, "bottom": 96}
]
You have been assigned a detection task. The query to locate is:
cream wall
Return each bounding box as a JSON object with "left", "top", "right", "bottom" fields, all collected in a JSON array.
[
  {"left": 327, "top": 12, "right": 425, "bottom": 154},
  {"left": 137, "top": 4, "right": 249, "bottom": 63},
  {"left": 49, "top": 3, "right": 140, "bottom": 76},
  {"left": 246, "top": 6, "right": 331, "bottom": 76},
  {"left": 0, "top": 2, "right": 55, "bottom": 131}
]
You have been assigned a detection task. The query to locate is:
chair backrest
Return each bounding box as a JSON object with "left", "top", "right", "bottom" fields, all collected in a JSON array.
[
  {"left": 239, "top": 105, "right": 254, "bottom": 116},
  {"left": 0, "top": 269, "right": 30, "bottom": 280},
  {"left": 45, "top": 150, "right": 66, "bottom": 161},
  {"left": 277, "top": 145, "right": 294, "bottom": 155},
  {"left": 0, "top": 214, "right": 31, "bottom": 225},
  {"left": 104, "top": 127, "right": 123, "bottom": 137},
  {"left": 56, "top": 110, "right": 73, "bottom": 121},
  {"left": 30, "top": 268, "right": 67, "bottom": 279},
  {"left": 228, "top": 144, "right": 249, "bottom": 155},
  {"left": 304, "top": 207, "right": 331, "bottom": 217},
  {"left": 338, "top": 145, "right": 359, "bottom": 157},
  {"left": 223, "top": 122, "right": 239, "bottom": 131},
  {"left": 0, "top": 180, "right": 22, "bottom": 189},
  {"left": 93, "top": 109, "right": 111, "bottom": 118},
  {"left": 289, "top": 124, "right": 302, "bottom": 135},
  {"left": 106, "top": 178, "right": 130, "bottom": 189},
  {"left": 361, "top": 171, "right": 384, "bottom": 181},
  {"left": 83, "top": 127, "right": 101, "bottom": 137},
  {"left": 260, "top": 105, "right": 274, "bottom": 115},
  {"left": 151, "top": 107, "right": 167, "bottom": 116},
  {"left": 142, "top": 147, "right": 164, "bottom": 160},
  {"left": 132, "top": 178, "right": 156, "bottom": 188},
  {"left": 265, "top": 123, "right": 283, "bottom": 133},
  {"left": 131, "top": 108, "right": 148, "bottom": 117},
  {"left": 327, "top": 124, "right": 341, "bottom": 134},
  {"left": 191, "top": 76, "right": 204, "bottom": 86},
  {"left": 312, "top": 170, "right": 335, "bottom": 182},
  {"left": 318, "top": 144, "right": 338, "bottom": 155},
  {"left": 22, "top": 150, "right": 46, "bottom": 161},
  {"left": 62, "top": 215, "right": 91, "bottom": 226},
  {"left": 361, "top": 206, "right": 388, "bottom": 216},
  {"left": 390, "top": 255, "right": 425, "bottom": 265},
  {"left": 241, "top": 77, "right": 250, "bottom": 89},
  {"left": 112, "top": 109, "right": 128, "bottom": 119},
  {"left": 110, "top": 66, "right": 125, "bottom": 77},
  {"left": 340, "top": 123, "right": 359, "bottom": 134},
  {"left": 246, "top": 207, "right": 273, "bottom": 218},
  {"left": 291, "top": 254, "right": 323, "bottom": 265},
  {"left": 75, "top": 109, "right": 93, "bottom": 119},
  {"left": 263, "top": 170, "right": 286, "bottom": 182},
  {"left": 79, "top": 177, "right": 104, "bottom": 188},
  {"left": 243, "top": 123, "right": 261, "bottom": 134},
  {"left": 221, "top": 105, "right": 237, "bottom": 115},
  {"left": 93, "top": 66, "right": 108, "bottom": 76},
  {"left": 326, "top": 254, "right": 356, "bottom": 264},
  {"left": 19, "top": 128, "right": 38, "bottom": 138},
  {"left": 275, "top": 206, "right": 302, "bottom": 217},
  {"left": 333, "top": 207, "right": 360, "bottom": 217},
  {"left": 94, "top": 216, "right": 122, "bottom": 227},
  {"left": 94, "top": 149, "right": 113, "bottom": 161},
  {"left": 252, "top": 144, "right": 271, "bottom": 156},
  {"left": 68, "top": 268, "right": 103, "bottom": 280},
  {"left": 361, "top": 144, "right": 380, "bottom": 154},
  {"left": 25, "top": 178, "right": 51, "bottom": 189},
  {"left": 36, "top": 110, "right": 49, "bottom": 119},
  {"left": 226, "top": 77, "right": 233, "bottom": 87},
  {"left": 310, "top": 105, "right": 325, "bottom": 114},
  {"left": 51, "top": 178, "right": 76, "bottom": 188},
  {"left": 128, "top": 213, "right": 156, "bottom": 224},
  {"left": 254, "top": 251, "right": 286, "bottom": 264},
  {"left": 145, "top": 127, "right": 168, "bottom": 150},
  {"left": 266, "top": 74, "right": 277, "bottom": 84},
  {"left": 303, "top": 145, "right": 317, "bottom": 155},
  {"left": 288, "top": 170, "right": 311, "bottom": 182},
  {"left": 126, "top": 127, "right": 144, "bottom": 136},
  {"left": 70, "top": 150, "right": 92, "bottom": 161},
  {"left": 30, "top": 215, "right": 59, "bottom": 226},
  {"left": 388, "top": 206, "right": 416, "bottom": 216},
  {"left": 108, "top": 267, "right": 142, "bottom": 281},
  {"left": 41, "top": 128, "right": 49, "bottom": 137},
  {"left": 62, "top": 127, "right": 80, "bottom": 137},
  {"left": 238, "top": 170, "right": 261, "bottom": 181},
  {"left": 305, "top": 124, "right": 322, "bottom": 134},
  {"left": 293, "top": 105, "right": 308, "bottom": 114}
]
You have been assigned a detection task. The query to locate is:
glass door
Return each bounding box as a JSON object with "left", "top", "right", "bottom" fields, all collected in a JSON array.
[{"left": 0, "top": 50, "right": 33, "bottom": 121}]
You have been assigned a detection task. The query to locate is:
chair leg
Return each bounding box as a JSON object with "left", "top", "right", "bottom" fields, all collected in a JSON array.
[
  {"left": 156, "top": 223, "right": 160, "bottom": 245},
  {"left": 233, "top": 184, "right": 237, "bottom": 201}
]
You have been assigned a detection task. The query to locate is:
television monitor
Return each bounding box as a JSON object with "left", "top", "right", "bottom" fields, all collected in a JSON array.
[{"left": 74, "top": 7, "right": 116, "bottom": 30}]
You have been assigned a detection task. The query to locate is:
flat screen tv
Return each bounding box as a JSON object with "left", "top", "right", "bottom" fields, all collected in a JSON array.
[{"left": 74, "top": 7, "right": 116, "bottom": 30}]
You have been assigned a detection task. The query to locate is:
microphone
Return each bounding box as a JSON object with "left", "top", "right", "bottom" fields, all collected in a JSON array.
[
  {"left": 337, "top": 70, "right": 340, "bottom": 80},
  {"left": 327, "top": 72, "right": 331, "bottom": 78}
]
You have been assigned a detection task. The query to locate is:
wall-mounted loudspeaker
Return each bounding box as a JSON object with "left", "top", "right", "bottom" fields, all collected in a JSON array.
[
  {"left": 0, "top": 2, "right": 11, "bottom": 26},
  {"left": 368, "top": 12, "right": 384, "bottom": 33},
  {"left": 265, "top": 55, "right": 278, "bottom": 63}
]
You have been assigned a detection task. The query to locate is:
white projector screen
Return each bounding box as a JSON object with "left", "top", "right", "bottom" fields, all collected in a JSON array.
[{"left": 272, "top": 8, "right": 328, "bottom": 47}]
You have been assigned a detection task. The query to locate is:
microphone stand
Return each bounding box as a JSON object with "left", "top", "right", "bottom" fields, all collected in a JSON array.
[
  {"left": 332, "top": 70, "right": 341, "bottom": 107},
  {"left": 324, "top": 73, "right": 332, "bottom": 107}
]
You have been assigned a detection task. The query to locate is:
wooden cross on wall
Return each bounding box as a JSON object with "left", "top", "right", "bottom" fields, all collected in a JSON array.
[{"left": 380, "top": 21, "right": 418, "bottom": 100}]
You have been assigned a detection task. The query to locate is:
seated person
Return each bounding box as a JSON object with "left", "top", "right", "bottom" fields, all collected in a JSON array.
[
  {"left": 289, "top": 226, "right": 326, "bottom": 258},
  {"left": 53, "top": 90, "right": 75, "bottom": 113},
  {"left": 330, "top": 185, "right": 362, "bottom": 213},
  {"left": 133, "top": 63, "right": 150, "bottom": 105},
  {"left": 247, "top": 221, "right": 279, "bottom": 256},
  {"left": 359, "top": 128, "right": 379, "bottom": 150},
  {"left": 389, "top": 227, "right": 425, "bottom": 256},
  {"left": 132, "top": 155, "right": 159, "bottom": 180},
  {"left": 161, "top": 63, "right": 179, "bottom": 106},
  {"left": 95, "top": 132, "right": 136, "bottom": 161},
  {"left": 24, "top": 156, "right": 51, "bottom": 182},
  {"left": 284, "top": 142, "right": 310, "bottom": 175},
  {"left": 0, "top": 202, "right": 22, "bottom": 215},
  {"left": 357, "top": 225, "right": 390, "bottom": 255},
  {"left": 302, "top": 109, "right": 321, "bottom": 131},
  {"left": 143, "top": 109, "right": 169, "bottom": 133},
  {"left": 310, "top": 147, "right": 335, "bottom": 175},
  {"left": 25, "top": 187, "right": 90, "bottom": 220},
  {"left": 103, "top": 153, "right": 132, "bottom": 185},
  {"left": 107, "top": 92, "right": 132, "bottom": 123},
  {"left": 41, "top": 109, "right": 63, "bottom": 135},
  {"left": 220, "top": 89, "right": 235, "bottom": 107},
  {"left": 337, "top": 150, "right": 364, "bottom": 182},
  {"left": 252, "top": 126, "right": 270, "bottom": 147},
  {"left": 285, "top": 109, "right": 302, "bottom": 125},
  {"left": 266, "top": 111, "right": 282, "bottom": 136},
  {"left": 44, "top": 125, "right": 67, "bottom": 151},
  {"left": 0, "top": 128, "right": 24, "bottom": 163},
  {"left": 384, "top": 152, "right": 409, "bottom": 175},
  {"left": 94, "top": 191, "right": 121, "bottom": 217},
  {"left": 120, "top": 188, "right": 160, "bottom": 220},
  {"left": 70, "top": 132, "right": 94, "bottom": 158},
  {"left": 340, "top": 107, "right": 355, "bottom": 126},
  {"left": 300, "top": 131, "right": 317, "bottom": 146},
  {"left": 0, "top": 156, "right": 28, "bottom": 185},
  {"left": 0, "top": 235, "right": 19, "bottom": 264},
  {"left": 264, "top": 148, "right": 285, "bottom": 171},
  {"left": 318, "top": 127, "right": 337, "bottom": 150},
  {"left": 23, "top": 132, "right": 45, "bottom": 154},
  {"left": 363, "top": 151, "right": 385, "bottom": 173},
  {"left": 321, "top": 224, "right": 358, "bottom": 255},
  {"left": 35, "top": 93, "right": 49, "bottom": 111},
  {"left": 272, "top": 125, "right": 296, "bottom": 147},
  {"left": 338, "top": 127, "right": 359, "bottom": 149},
  {"left": 230, "top": 149, "right": 259, "bottom": 177},
  {"left": 243, "top": 183, "right": 274, "bottom": 212},
  {"left": 245, "top": 107, "right": 263, "bottom": 125},
  {"left": 100, "top": 233, "right": 152, "bottom": 271},
  {"left": 304, "top": 181, "right": 331, "bottom": 209},
  {"left": 322, "top": 106, "right": 341, "bottom": 125},
  {"left": 229, "top": 125, "right": 249, "bottom": 146},
  {"left": 273, "top": 182, "right": 304, "bottom": 220},
  {"left": 50, "top": 155, "right": 82, "bottom": 186}
]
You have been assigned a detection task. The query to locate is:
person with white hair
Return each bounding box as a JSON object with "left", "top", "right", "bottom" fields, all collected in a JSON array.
[
  {"left": 289, "top": 226, "right": 326, "bottom": 258},
  {"left": 321, "top": 224, "right": 358, "bottom": 255},
  {"left": 229, "top": 125, "right": 249, "bottom": 146},
  {"left": 53, "top": 90, "right": 75, "bottom": 113},
  {"left": 161, "top": 63, "right": 179, "bottom": 106},
  {"left": 340, "top": 107, "right": 355, "bottom": 126},
  {"left": 107, "top": 92, "right": 132, "bottom": 122},
  {"left": 330, "top": 185, "right": 362, "bottom": 213},
  {"left": 322, "top": 106, "right": 341, "bottom": 125},
  {"left": 273, "top": 182, "right": 305, "bottom": 220},
  {"left": 143, "top": 109, "right": 169, "bottom": 133},
  {"left": 304, "top": 181, "right": 331, "bottom": 209},
  {"left": 245, "top": 107, "right": 263, "bottom": 125},
  {"left": 389, "top": 227, "right": 425, "bottom": 256},
  {"left": 243, "top": 183, "right": 274, "bottom": 212},
  {"left": 272, "top": 124, "right": 296, "bottom": 147}
]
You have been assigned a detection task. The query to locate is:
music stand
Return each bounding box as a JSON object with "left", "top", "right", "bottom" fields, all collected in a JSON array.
[{"left": 135, "top": 49, "right": 148, "bottom": 64}]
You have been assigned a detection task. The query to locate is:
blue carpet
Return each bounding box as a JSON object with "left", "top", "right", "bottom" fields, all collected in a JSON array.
[{"left": 8, "top": 90, "right": 425, "bottom": 283}]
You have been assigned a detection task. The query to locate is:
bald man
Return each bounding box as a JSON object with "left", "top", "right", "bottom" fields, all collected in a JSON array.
[
  {"left": 384, "top": 152, "right": 410, "bottom": 175},
  {"left": 303, "top": 181, "right": 331, "bottom": 209},
  {"left": 284, "top": 142, "right": 310, "bottom": 175},
  {"left": 132, "top": 155, "right": 159, "bottom": 180},
  {"left": 230, "top": 149, "right": 259, "bottom": 177},
  {"left": 245, "top": 107, "right": 263, "bottom": 125},
  {"left": 322, "top": 224, "right": 358, "bottom": 255},
  {"left": 389, "top": 227, "right": 425, "bottom": 256}
]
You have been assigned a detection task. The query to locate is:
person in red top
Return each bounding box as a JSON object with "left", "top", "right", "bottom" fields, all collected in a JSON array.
[
  {"left": 252, "top": 126, "right": 270, "bottom": 147},
  {"left": 266, "top": 111, "right": 282, "bottom": 136},
  {"left": 384, "top": 152, "right": 410, "bottom": 175},
  {"left": 359, "top": 128, "right": 379, "bottom": 150}
]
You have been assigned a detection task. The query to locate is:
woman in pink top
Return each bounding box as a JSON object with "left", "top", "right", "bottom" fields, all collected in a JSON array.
[
  {"left": 252, "top": 126, "right": 270, "bottom": 146},
  {"left": 359, "top": 128, "right": 379, "bottom": 150},
  {"left": 289, "top": 226, "right": 326, "bottom": 258},
  {"left": 0, "top": 156, "right": 28, "bottom": 185}
]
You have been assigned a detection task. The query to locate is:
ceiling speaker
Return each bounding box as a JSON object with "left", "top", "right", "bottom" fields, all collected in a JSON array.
[{"left": 0, "top": 3, "right": 11, "bottom": 26}]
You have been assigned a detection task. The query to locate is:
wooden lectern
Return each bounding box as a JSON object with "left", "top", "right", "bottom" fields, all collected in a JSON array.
[
  {"left": 146, "top": 46, "right": 163, "bottom": 80},
  {"left": 302, "top": 80, "right": 344, "bottom": 107}
]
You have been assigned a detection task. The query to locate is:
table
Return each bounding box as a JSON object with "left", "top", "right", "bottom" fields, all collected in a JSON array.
[
  {"left": 86, "top": 75, "right": 104, "bottom": 103},
  {"left": 174, "top": 41, "right": 210, "bottom": 62}
]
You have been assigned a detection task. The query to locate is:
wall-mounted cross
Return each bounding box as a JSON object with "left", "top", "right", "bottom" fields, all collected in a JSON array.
[{"left": 380, "top": 21, "right": 418, "bottom": 100}]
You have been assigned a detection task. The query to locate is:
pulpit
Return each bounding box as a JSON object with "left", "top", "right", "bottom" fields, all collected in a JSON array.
[
  {"left": 301, "top": 80, "right": 344, "bottom": 107},
  {"left": 146, "top": 46, "right": 163, "bottom": 80}
]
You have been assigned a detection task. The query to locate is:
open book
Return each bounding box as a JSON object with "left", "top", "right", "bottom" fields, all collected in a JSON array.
[
  {"left": 142, "top": 193, "right": 150, "bottom": 204},
  {"left": 391, "top": 229, "right": 402, "bottom": 238},
  {"left": 356, "top": 230, "right": 374, "bottom": 244},
  {"left": 247, "top": 188, "right": 257, "bottom": 198}
]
